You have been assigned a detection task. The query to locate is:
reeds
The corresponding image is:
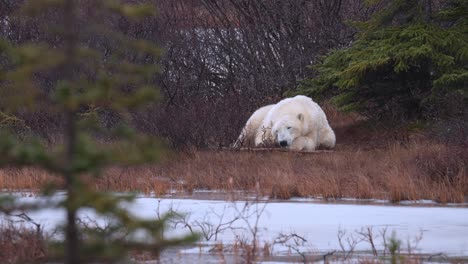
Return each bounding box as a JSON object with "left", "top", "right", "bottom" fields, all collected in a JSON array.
[{"left": 1, "top": 139, "right": 465, "bottom": 203}]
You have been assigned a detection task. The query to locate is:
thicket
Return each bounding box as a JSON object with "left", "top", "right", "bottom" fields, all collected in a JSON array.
[
  {"left": 299, "top": 0, "right": 467, "bottom": 122},
  {"left": 0, "top": 1, "right": 196, "bottom": 263},
  {"left": 1, "top": 0, "right": 372, "bottom": 148},
  {"left": 1, "top": 0, "right": 465, "bottom": 149}
]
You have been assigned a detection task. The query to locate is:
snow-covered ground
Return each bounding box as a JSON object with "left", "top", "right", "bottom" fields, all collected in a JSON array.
[{"left": 2, "top": 192, "right": 468, "bottom": 262}]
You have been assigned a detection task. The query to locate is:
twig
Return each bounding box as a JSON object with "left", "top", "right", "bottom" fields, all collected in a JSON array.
[
  {"left": 323, "top": 250, "right": 336, "bottom": 263},
  {"left": 337, "top": 227, "right": 362, "bottom": 260},
  {"left": 357, "top": 226, "right": 378, "bottom": 256},
  {"left": 379, "top": 226, "right": 388, "bottom": 256},
  {"left": 6, "top": 212, "right": 42, "bottom": 237}
]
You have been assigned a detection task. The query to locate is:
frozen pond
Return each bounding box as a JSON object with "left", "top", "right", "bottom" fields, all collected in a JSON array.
[{"left": 2, "top": 192, "right": 468, "bottom": 262}]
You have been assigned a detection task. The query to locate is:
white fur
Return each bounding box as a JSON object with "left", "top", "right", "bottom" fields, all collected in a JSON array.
[
  {"left": 233, "top": 104, "right": 275, "bottom": 148},
  {"left": 235, "top": 95, "right": 335, "bottom": 151}
]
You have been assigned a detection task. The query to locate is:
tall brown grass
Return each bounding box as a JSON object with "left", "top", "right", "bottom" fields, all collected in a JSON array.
[
  {"left": 0, "top": 168, "right": 61, "bottom": 192},
  {"left": 1, "top": 139, "right": 465, "bottom": 203},
  {"left": 158, "top": 140, "right": 466, "bottom": 203},
  {"left": 0, "top": 107, "right": 466, "bottom": 203}
]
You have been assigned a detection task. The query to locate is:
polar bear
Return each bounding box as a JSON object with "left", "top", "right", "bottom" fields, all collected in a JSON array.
[
  {"left": 234, "top": 95, "right": 335, "bottom": 151},
  {"left": 233, "top": 104, "right": 275, "bottom": 148}
]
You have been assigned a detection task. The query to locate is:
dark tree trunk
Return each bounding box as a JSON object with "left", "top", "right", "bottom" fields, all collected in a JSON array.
[
  {"left": 63, "top": 0, "right": 79, "bottom": 263},
  {"left": 422, "top": 0, "right": 432, "bottom": 22}
]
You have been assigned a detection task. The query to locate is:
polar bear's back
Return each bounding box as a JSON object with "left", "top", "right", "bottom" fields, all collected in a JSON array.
[
  {"left": 264, "top": 95, "right": 327, "bottom": 125},
  {"left": 246, "top": 104, "right": 275, "bottom": 133},
  {"left": 234, "top": 104, "right": 275, "bottom": 147}
]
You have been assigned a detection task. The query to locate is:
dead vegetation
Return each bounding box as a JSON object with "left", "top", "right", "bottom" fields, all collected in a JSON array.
[
  {"left": 0, "top": 216, "right": 48, "bottom": 263},
  {"left": 162, "top": 140, "right": 466, "bottom": 203},
  {"left": 1, "top": 138, "right": 466, "bottom": 203},
  {"left": 0, "top": 107, "right": 466, "bottom": 203}
]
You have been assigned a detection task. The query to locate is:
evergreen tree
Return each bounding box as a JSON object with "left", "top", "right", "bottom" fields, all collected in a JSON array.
[
  {"left": 299, "top": 0, "right": 467, "bottom": 120},
  {"left": 0, "top": 1, "right": 197, "bottom": 263}
]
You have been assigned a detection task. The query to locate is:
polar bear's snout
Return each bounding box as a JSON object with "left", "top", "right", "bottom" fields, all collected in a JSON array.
[{"left": 276, "top": 128, "right": 294, "bottom": 148}]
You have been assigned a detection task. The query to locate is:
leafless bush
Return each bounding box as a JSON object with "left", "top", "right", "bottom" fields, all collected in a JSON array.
[
  {"left": 357, "top": 226, "right": 378, "bottom": 256},
  {"left": 168, "top": 187, "right": 269, "bottom": 263},
  {"left": 135, "top": 95, "right": 250, "bottom": 148},
  {"left": 379, "top": 226, "right": 389, "bottom": 256},
  {"left": 405, "top": 229, "right": 424, "bottom": 255},
  {"left": 338, "top": 226, "right": 362, "bottom": 260},
  {"left": 0, "top": 222, "right": 48, "bottom": 263},
  {"left": 335, "top": 226, "right": 428, "bottom": 263},
  {"left": 150, "top": 0, "right": 374, "bottom": 148},
  {"left": 1, "top": 0, "right": 163, "bottom": 140},
  {"left": 234, "top": 197, "right": 268, "bottom": 263},
  {"left": 2, "top": 0, "right": 375, "bottom": 148},
  {"left": 76, "top": 216, "right": 130, "bottom": 242},
  {"left": 273, "top": 232, "right": 308, "bottom": 263},
  {"left": 170, "top": 204, "right": 243, "bottom": 241},
  {"left": 0, "top": 212, "right": 50, "bottom": 263}
]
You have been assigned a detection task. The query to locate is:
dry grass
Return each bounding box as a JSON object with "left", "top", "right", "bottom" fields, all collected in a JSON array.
[
  {"left": 0, "top": 168, "right": 62, "bottom": 192},
  {"left": 157, "top": 140, "right": 466, "bottom": 203},
  {"left": 0, "top": 107, "right": 466, "bottom": 203},
  {"left": 1, "top": 139, "right": 465, "bottom": 203}
]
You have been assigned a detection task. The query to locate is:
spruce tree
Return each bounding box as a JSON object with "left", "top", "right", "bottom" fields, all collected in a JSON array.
[
  {"left": 299, "top": 0, "right": 467, "bottom": 120},
  {"left": 0, "top": 1, "right": 197, "bottom": 263}
]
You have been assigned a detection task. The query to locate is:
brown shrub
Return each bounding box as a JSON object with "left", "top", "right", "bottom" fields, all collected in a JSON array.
[{"left": 0, "top": 223, "right": 48, "bottom": 263}]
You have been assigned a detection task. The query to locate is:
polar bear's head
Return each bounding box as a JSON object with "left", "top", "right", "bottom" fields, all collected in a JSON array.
[{"left": 271, "top": 113, "right": 304, "bottom": 148}]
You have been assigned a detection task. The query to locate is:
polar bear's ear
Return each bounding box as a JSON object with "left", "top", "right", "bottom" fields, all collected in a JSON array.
[{"left": 297, "top": 113, "right": 304, "bottom": 121}]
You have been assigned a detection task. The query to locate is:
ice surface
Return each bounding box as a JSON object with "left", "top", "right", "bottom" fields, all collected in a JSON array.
[{"left": 2, "top": 193, "right": 467, "bottom": 257}]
